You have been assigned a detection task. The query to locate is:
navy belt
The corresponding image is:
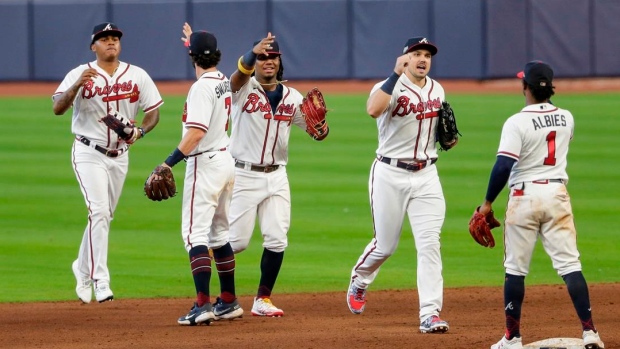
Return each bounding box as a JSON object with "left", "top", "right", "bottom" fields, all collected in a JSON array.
[
  {"left": 235, "top": 160, "right": 280, "bottom": 173},
  {"left": 77, "top": 136, "right": 126, "bottom": 158},
  {"left": 377, "top": 156, "right": 437, "bottom": 172}
]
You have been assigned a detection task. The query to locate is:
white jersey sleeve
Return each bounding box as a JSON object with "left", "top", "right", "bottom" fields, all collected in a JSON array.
[
  {"left": 183, "top": 71, "right": 231, "bottom": 154},
  {"left": 498, "top": 103, "right": 574, "bottom": 186}
]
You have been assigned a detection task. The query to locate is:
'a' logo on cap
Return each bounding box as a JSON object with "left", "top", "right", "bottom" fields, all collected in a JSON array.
[
  {"left": 419, "top": 38, "right": 429, "bottom": 43},
  {"left": 103, "top": 23, "right": 113, "bottom": 31}
]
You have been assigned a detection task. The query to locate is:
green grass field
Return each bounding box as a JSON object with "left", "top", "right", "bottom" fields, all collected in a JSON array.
[{"left": 1, "top": 92, "right": 618, "bottom": 303}]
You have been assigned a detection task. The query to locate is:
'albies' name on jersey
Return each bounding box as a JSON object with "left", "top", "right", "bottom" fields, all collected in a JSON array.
[{"left": 532, "top": 114, "right": 566, "bottom": 130}]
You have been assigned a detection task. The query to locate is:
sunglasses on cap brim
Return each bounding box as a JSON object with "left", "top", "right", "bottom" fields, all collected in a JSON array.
[{"left": 257, "top": 54, "right": 281, "bottom": 61}]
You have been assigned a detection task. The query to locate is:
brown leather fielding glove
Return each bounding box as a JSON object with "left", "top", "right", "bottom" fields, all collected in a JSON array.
[
  {"left": 300, "top": 87, "right": 329, "bottom": 140},
  {"left": 468, "top": 206, "right": 501, "bottom": 248},
  {"left": 144, "top": 165, "right": 176, "bottom": 201},
  {"left": 100, "top": 111, "right": 139, "bottom": 144}
]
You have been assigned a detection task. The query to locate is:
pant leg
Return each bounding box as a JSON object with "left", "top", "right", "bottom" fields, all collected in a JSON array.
[
  {"left": 182, "top": 153, "right": 231, "bottom": 251},
  {"left": 228, "top": 168, "right": 268, "bottom": 253},
  {"left": 504, "top": 186, "right": 540, "bottom": 276},
  {"left": 351, "top": 160, "right": 408, "bottom": 288},
  {"left": 210, "top": 153, "right": 235, "bottom": 248},
  {"left": 407, "top": 166, "right": 445, "bottom": 320},
  {"left": 537, "top": 184, "right": 582, "bottom": 276},
  {"left": 72, "top": 142, "right": 128, "bottom": 283},
  {"left": 257, "top": 167, "right": 290, "bottom": 253}
]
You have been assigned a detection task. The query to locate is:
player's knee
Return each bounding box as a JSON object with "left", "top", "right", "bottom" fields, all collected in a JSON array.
[
  {"left": 230, "top": 240, "right": 248, "bottom": 254},
  {"left": 263, "top": 240, "right": 287, "bottom": 253},
  {"left": 557, "top": 264, "right": 582, "bottom": 277},
  {"left": 88, "top": 204, "right": 111, "bottom": 220}
]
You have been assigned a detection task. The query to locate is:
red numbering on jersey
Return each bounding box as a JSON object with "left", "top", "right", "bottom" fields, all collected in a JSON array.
[
  {"left": 543, "top": 131, "right": 557, "bottom": 166},
  {"left": 181, "top": 96, "right": 232, "bottom": 132},
  {"left": 224, "top": 96, "right": 231, "bottom": 131}
]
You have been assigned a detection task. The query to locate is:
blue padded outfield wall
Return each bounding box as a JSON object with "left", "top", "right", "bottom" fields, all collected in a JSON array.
[{"left": 1, "top": 0, "right": 619, "bottom": 82}]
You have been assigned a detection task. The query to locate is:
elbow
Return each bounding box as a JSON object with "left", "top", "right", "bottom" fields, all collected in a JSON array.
[
  {"left": 366, "top": 107, "right": 381, "bottom": 118},
  {"left": 52, "top": 105, "right": 64, "bottom": 115}
]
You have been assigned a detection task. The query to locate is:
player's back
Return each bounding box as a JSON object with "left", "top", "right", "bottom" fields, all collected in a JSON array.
[
  {"left": 183, "top": 71, "right": 231, "bottom": 153},
  {"left": 502, "top": 103, "right": 574, "bottom": 185}
]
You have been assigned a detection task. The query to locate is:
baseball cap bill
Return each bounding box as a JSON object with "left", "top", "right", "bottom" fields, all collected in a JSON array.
[
  {"left": 517, "top": 61, "right": 554, "bottom": 87},
  {"left": 403, "top": 37, "right": 438, "bottom": 56},
  {"left": 91, "top": 22, "right": 122, "bottom": 45},
  {"left": 189, "top": 31, "right": 218, "bottom": 55}
]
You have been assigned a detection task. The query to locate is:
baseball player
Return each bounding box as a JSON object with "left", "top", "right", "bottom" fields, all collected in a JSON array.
[
  {"left": 161, "top": 30, "right": 242, "bottom": 325},
  {"left": 52, "top": 22, "right": 163, "bottom": 304},
  {"left": 182, "top": 23, "right": 329, "bottom": 316},
  {"left": 476, "top": 61, "right": 604, "bottom": 349},
  {"left": 346, "top": 37, "right": 452, "bottom": 334}
]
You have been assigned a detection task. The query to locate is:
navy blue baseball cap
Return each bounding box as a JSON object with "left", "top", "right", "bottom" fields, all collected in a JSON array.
[
  {"left": 189, "top": 31, "right": 218, "bottom": 55},
  {"left": 517, "top": 61, "right": 554, "bottom": 87},
  {"left": 403, "top": 37, "right": 438, "bottom": 56},
  {"left": 91, "top": 22, "right": 122, "bottom": 45}
]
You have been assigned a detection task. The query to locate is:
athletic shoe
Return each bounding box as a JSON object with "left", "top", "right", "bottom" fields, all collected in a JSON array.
[
  {"left": 177, "top": 302, "right": 214, "bottom": 326},
  {"left": 251, "top": 297, "right": 284, "bottom": 317},
  {"left": 72, "top": 260, "right": 92, "bottom": 304},
  {"left": 346, "top": 281, "right": 367, "bottom": 314},
  {"left": 419, "top": 315, "right": 450, "bottom": 334},
  {"left": 94, "top": 281, "right": 114, "bottom": 303},
  {"left": 490, "top": 335, "right": 523, "bottom": 349},
  {"left": 583, "top": 330, "right": 605, "bottom": 349},
  {"left": 213, "top": 297, "right": 244, "bottom": 320}
]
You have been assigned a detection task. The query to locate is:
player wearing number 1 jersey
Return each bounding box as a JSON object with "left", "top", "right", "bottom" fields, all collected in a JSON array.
[
  {"left": 476, "top": 61, "right": 604, "bottom": 349},
  {"left": 159, "top": 30, "right": 242, "bottom": 325}
]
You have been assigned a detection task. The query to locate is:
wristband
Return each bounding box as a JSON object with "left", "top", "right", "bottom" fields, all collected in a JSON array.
[
  {"left": 237, "top": 57, "right": 255, "bottom": 75},
  {"left": 380, "top": 72, "right": 400, "bottom": 95},
  {"left": 138, "top": 127, "right": 145, "bottom": 138},
  {"left": 242, "top": 50, "right": 257, "bottom": 66},
  {"left": 164, "top": 148, "right": 186, "bottom": 167}
]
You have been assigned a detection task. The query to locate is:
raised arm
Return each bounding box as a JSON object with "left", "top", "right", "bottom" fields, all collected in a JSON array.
[
  {"left": 366, "top": 54, "right": 409, "bottom": 118},
  {"left": 230, "top": 32, "right": 276, "bottom": 93},
  {"left": 52, "top": 68, "right": 98, "bottom": 115}
]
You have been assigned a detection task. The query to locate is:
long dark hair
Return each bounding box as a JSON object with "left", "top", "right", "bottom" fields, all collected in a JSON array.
[
  {"left": 524, "top": 80, "right": 555, "bottom": 102},
  {"left": 190, "top": 50, "right": 222, "bottom": 70}
]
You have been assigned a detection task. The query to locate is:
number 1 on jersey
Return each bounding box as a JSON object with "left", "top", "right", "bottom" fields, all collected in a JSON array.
[{"left": 543, "top": 131, "right": 556, "bottom": 166}]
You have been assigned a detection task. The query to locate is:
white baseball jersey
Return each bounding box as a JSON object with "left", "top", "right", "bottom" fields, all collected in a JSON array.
[
  {"left": 498, "top": 103, "right": 574, "bottom": 186},
  {"left": 182, "top": 71, "right": 231, "bottom": 154},
  {"left": 54, "top": 60, "right": 162, "bottom": 290},
  {"left": 351, "top": 74, "right": 448, "bottom": 322},
  {"left": 180, "top": 71, "right": 235, "bottom": 251},
  {"left": 229, "top": 77, "right": 307, "bottom": 165},
  {"left": 371, "top": 75, "right": 445, "bottom": 160},
  {"left": 227, "top": 78, "right": 306, "bottom": 255},
  {"left": 500, "top": 102, "right": 580, "bottom": 277},
  {"left": 53, "top": 61, "right": 163, "bottom": 149}
]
